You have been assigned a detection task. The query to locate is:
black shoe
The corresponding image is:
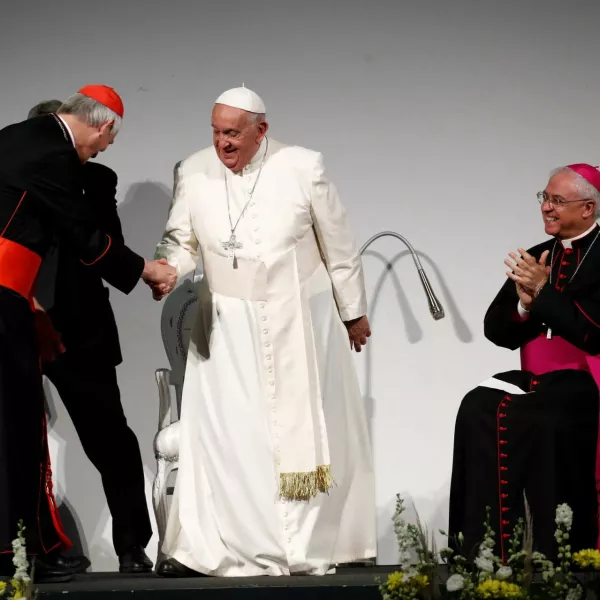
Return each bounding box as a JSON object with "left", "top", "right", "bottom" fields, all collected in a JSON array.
[
  {"left": 33, "top": 555, "right": 75, "bottom": 583},
  {"left": 119, "top": 546, "right": 153, "bottom": 574},
  {"left": 0, "top": 553, "right": 74, "bottom": 584},
  {"left": 43, "top": 549, "right": 91, "bottom": 574},
  {"left": 156, "top": 558, "right": 206, "bottom": 578}
]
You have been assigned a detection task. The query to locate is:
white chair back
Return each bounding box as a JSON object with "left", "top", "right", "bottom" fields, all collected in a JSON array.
[{"left": 159, "top": 277, "right": 199, "bottom": 417}]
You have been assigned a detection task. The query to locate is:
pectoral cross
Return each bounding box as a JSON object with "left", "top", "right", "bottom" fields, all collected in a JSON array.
[{"left": 221, "top": 233, "right": 243, "bottom": 267}]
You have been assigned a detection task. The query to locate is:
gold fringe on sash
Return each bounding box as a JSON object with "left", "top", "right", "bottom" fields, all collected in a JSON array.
[{"left": 279, "top": 465, "right": 335, "bottom": 501}]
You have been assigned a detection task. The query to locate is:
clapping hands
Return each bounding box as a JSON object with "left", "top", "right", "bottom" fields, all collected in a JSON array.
[{"left": 505, "top": 248, "right": 550, "bottom": 310}]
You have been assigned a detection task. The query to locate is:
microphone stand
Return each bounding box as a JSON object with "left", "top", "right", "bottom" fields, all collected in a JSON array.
[{"left": 359, "top": 231, "right": 445, "bottom": 320}]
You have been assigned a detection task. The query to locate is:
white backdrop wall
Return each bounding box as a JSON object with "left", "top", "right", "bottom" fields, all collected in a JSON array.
[{"left": 2, "top": 0, "right": 600, "bottom": 571}]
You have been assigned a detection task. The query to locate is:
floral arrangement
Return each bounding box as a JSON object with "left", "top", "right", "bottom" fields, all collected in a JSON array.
[
  {"left": 379, "top": 494, "right": 600, "bottom": 600},
  {"left": 0, "top": 521, "right": 37, "bottom": 599}
]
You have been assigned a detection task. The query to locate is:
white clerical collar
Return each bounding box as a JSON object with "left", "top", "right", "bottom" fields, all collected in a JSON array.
[
  {"left": 561, "top": 222, "right": 598, "bottom": 249},
  {"left": 241, "top": 137, "right": 268, "bottom": 174},
  {"left": 56, "top": 115, "right": 76, "bottom": 147}
]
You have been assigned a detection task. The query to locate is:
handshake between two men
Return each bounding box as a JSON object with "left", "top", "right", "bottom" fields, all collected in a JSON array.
[{"left": 142, "top": 258, "right": 177, "bottom": 301}]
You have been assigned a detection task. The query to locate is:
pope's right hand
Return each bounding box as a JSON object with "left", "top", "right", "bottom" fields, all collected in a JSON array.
[{"left": 142, "top": 259, "right": 176, "bottom": 300}]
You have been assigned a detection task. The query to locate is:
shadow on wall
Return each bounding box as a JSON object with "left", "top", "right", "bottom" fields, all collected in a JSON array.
[
  {"left": 361, "top": 248, "right": 472, "bottom": 429},
  {"left": 360, "top": 249, "right": 458, "bottom": 564},
  {"left": 44, "top": 180, "right": 174, "bottom": 571},
  {"left": 113, "top": 180, "right": 174, "bottom": 477},
  {"left": 364, "top": 249, "right": 471, "bottom": 345}
]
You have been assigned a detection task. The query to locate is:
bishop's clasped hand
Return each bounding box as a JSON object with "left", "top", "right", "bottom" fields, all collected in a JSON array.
[{"left": 505, "top": 248, "right": 550, "bottom": 310}]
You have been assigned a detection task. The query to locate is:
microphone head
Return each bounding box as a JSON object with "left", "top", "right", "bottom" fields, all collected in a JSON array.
[
  {"left": 418, "top": 270, "right": 445, "bottom": 321},
  {"left": 430, "top": 304, "right": 445, "bottom": 320}
]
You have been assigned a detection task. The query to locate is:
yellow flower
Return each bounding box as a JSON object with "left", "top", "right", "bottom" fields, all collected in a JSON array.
[
  {"left": 386, "top": 571, "right": 404, "bottom": 591},
  {"left": 385, "top": 571, "right": 430, "bottom": 593},
  {"left": 573, "top": 549, "right": 600, "bottom": 570},
  {"left": 8, "top": 580, "right": 25, "bottom": 600},
  {"left": 476, "top": 579, "right": 523, "bottom": 598}
]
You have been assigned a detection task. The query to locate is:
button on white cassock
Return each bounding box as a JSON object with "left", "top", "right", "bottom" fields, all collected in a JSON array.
[{"left": 155, "top": 138, "right": 375, "bottom": 576}]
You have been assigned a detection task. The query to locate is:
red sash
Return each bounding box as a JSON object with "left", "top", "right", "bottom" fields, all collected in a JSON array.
[
  {"left": 0, "top": 237, "right": 72, "bottom": 551},
  {"left": 0, "top": 238, "right": 41, "bottom": 300}
]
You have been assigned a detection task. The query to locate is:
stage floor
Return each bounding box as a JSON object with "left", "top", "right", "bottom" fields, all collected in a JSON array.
[{"left": 37, "top": 566, "right": 394, "bottom": 599}]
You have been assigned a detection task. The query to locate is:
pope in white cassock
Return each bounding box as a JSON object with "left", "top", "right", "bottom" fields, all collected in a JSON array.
[{"left": 154, "top": 86, "right": 376, "bottom": 578}]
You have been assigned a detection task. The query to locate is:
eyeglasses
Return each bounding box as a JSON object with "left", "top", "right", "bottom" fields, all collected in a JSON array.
[{"left": 536, "top": 191, "right": 593, "bottom": 208}]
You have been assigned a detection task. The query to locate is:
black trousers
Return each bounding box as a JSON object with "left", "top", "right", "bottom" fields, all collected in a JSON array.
[
  {"left": 449, "top": 369, "right": 599, "bottom": 561},
  {"left": 43, "top": 354, "right": 152, "bottom": 556},
  {"left": 0, "top": 287, "right": 63, "bottom": 555}
]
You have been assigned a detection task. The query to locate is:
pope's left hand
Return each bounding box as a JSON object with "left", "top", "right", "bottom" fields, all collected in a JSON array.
[
  {"left": 505, "top": 248, "right": 550, "bottom": 297},
  {"left": 345, "top": 315, "right": 371, "bottom": 353}
]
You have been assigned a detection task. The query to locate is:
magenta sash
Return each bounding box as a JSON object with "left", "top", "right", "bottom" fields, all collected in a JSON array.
[{"left": 521, "top": 334, "right": 600, "bottom": 548}]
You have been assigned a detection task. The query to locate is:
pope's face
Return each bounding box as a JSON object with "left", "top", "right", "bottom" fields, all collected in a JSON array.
[
  {"left": 541, "top": 171, "right": 596, "bottom": 239},
  {"left": 211, "top": 104, "right": 268, "bottom": 173}
]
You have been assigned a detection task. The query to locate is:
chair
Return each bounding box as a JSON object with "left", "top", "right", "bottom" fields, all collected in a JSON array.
[{"left": 152, "top": 277, "right": 198, "bottom": 563}]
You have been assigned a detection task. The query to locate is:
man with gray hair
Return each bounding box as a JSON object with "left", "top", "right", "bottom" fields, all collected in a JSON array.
[
  {"left": 28, "top": 98, "right": 154, "bottom": 576},
  {"left": 449, "top": 164, "right": 600, "bottom": 561},
  {"left": 0, "top": 84, "right": 175, "bottom": 582},
  {"left": 155, "top": 86, "right": 375, "bottom": 577}
]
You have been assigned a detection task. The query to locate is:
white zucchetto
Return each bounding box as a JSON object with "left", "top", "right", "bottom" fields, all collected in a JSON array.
[{"left": 214, "top": 85, "right": 266, "bottom": 114}]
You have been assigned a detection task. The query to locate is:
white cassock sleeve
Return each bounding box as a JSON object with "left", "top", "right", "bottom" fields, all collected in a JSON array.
[
  {"left": 155, "top": 162, "right": 200, "bottom": 278},
  {"left": 310, "top": 153, "right": 367, "bottom": 322},
  {"left": 517, "top": 300, "right": 530, "bottom": 320}
]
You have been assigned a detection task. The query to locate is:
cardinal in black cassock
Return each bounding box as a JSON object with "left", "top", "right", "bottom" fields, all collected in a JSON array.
[
  {"left": 449, "top": 163, "right": 600, "bottom": 563},
  {"left": 28, "top": 99, "right": 153, "bottom": 575},
  {"left": 0, "top": 85, "right": 173, "bottom": 581}
]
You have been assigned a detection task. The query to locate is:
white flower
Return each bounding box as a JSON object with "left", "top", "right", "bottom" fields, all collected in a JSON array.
[
  {"left": 556, "top": 504, "right": 573, "bottom": 529},
  {"left": 446, "top": 574, "right": 465, "bottom": 592},
  {"left": 11, "top": 528, "right": 30, "bottom": 583},
  {"left": 475, "top": 556, "right": 495, "bottom": 573},
  {"left": 496, "top": 566, "right": 512, "bottom": 580},
  {"left": 480, "top": 547, "right": 494, "bottom": 560},
  {"left": 566, "top": 586, "right": 582, "bottom": 600}
]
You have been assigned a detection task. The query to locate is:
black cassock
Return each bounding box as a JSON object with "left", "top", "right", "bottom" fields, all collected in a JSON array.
[
  {"left": 38, "top": 162, "right": 152, "bottom": 556},
  {"left": 0, "top": 114, "right": 144, "bottom": 557},
  {"left": 449, "top": 224, "right": 600, "bottom": 561}
]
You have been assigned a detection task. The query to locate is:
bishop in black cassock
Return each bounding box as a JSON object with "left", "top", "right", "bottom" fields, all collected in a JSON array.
[
  {"left": 0, "top": 85, "right": 174, "bottom": 581},
  {"left": 449, "top": 164, "right": 600, "bottom": 563}
]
